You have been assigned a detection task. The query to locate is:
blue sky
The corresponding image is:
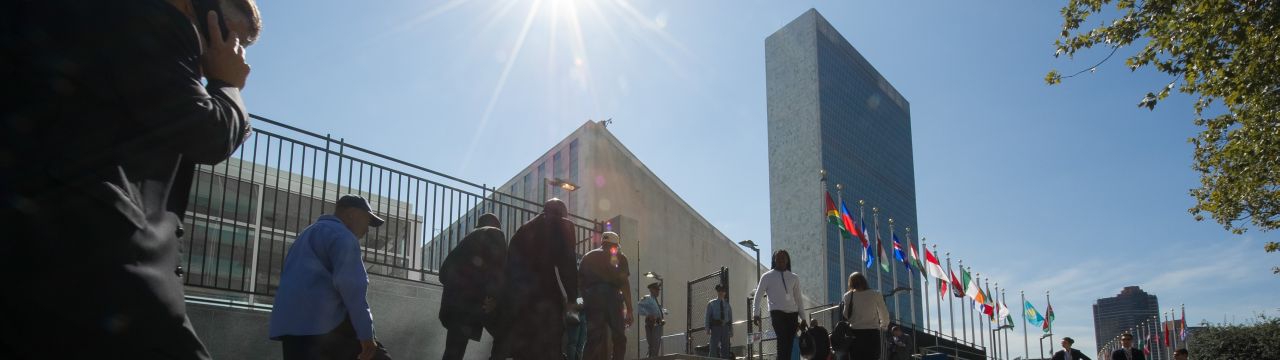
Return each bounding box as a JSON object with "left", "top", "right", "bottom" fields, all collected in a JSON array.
[{"left": 242, "top": 0, "right": 1277, "bottom": 356}]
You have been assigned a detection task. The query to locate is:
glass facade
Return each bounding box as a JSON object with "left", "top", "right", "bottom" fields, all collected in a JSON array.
[
  {"left": 815, "top": 28, "right": 918, "bottom": 324},
  {"left": 767, "top": 9, "right": 922, "bottom": 328}
]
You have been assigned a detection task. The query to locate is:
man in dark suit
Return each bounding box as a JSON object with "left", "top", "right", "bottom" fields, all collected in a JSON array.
[
  {"left": 491, "top": 199, "right": 579, "bottom": 360},
  {"left": 1051, "top": 337, "right": 1093, "bottom": 360},
  {"left": 1110, "top": 333, "right": 1146, "bottom": 360},
  {"left": 439, "top": 213, "right": 507, "bottom": 360},
  {"left": 1, "top": 0, "right": 259, "bottom": 358}
]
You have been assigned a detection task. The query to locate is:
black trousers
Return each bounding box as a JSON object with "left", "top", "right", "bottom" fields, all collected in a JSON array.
[
  {"left": 280, "top": 317, "right": 361, "bottom": 360},
  {"left": 771, "top": 311, "right": 799, "bottom": 360},
  {"left": 846, "top": 329, "right": 881, "bottom": 360},
  {"left": 442, "top": 329, "right": 471, "bottom": 360},
  {"left": 584, "top": 289, "right": 627, "bottom": 360}
]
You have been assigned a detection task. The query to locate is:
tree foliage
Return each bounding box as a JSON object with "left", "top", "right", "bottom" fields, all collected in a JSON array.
[
  {"left": 1046, "top": 0, "right": 1279, "bottom": 272},
  {"left": 1188, "top": 316, "right": 1280, "bottom": 360}
]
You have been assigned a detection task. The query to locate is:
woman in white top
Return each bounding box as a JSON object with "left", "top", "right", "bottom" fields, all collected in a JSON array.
[
  {"left": 837, "top": 272, "right": 889, "bottom": 360},
  {"left": 752, "top": 250, "right": 803, "bottom": 360}
]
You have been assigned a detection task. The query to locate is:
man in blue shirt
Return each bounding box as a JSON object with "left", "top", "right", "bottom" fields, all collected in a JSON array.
[
  {"left": 705, "top": 284, "right": 733, "bottom": 359},
  {"left": 269, "top": 195, "right": 385, "bottom": 360},
  {"left": 636, "top": 282, "right": 664, "bottom": 357}
]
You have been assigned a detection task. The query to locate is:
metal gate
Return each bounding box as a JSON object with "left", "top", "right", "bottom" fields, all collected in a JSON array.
[{"left": 686, "top": 267, "right": 729, "bottom": 355}]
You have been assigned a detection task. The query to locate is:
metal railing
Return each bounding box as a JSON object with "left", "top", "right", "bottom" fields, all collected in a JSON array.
[{"left": 181, "top": 114, "right": 602, "bottom": 300}]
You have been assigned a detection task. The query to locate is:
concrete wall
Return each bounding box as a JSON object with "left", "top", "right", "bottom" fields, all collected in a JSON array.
[
  {"left": 188, "top": 275, "right": 498, "bottom": 360},
  {"left": 583, "top": 125, "right": 769, "bottom": 358}
]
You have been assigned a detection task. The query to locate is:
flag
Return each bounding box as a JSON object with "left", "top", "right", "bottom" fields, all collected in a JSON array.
[
  {"left": 1164, "top": 322, "right": 1171, "bottom": 346},
  {"left": 998, "top": 301, "right": 1011, "bottom": 320},
  {"left": 962, "top": 267, "right": 982, "bottom": 304},
  {"left": 1180, "top": 307, "right": 1188, "bottom": 340},
  {"left": 1043, "top": 301, "right": 1055, "bottom": 333},
  {"left": 825, "top": 192, "right": 841, "bottom": 227},
  {"left": 938, "top": 276, "right": 949, "bottom": 298},
  {"left": 908, "top": 241, "right": 923, "bottom": 272},
  {"left": 949, "top": 271, "right": 966, "bottom": 298},
  {"left": 839, "top": 200, "right": 862, "bottom": 246},
  {"left": 923, "top": 248, "right": 948, "bottom": 280},
  {"left": 1023, "top": 300, "right": 1045, "bottom": 326},
  {"left": 864, "top": 240, "right": 875, "bottom": 269},
  {"left": 861, "top": 215, "right": 874, "bottom": 269},
  {"left": 877, "top": 235, "right": 890, "bottom": 272},
  {"left": 1005, "top": 313, "right": 1015, "bottom": 329},
  {"left": 982, "top": 284, "right": 995, "bottom": 319},
  {"left": 970, "top": 285, "right": 987, "bottom": 312},
  {"left": 1136, "top": 335, "right": 1146, "bottom": 355},
  {"left": 857, "top": 213, "right": 870, "bottom": 250},
  {"left": 892, "top": 232, "right": 909, "bottom": 272}
]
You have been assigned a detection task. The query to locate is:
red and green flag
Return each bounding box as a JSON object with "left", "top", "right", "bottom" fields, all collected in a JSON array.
[
  {"left": 839, "top": 200, "right": 862, "bottom": 246},
  {"left": 877, "top": 235, "right": 890, "bottom": 272},
  {"left": 949, "top": 270, "right": 966, "bottom": 298},
  {"left": 1042, "top": 301, "right": 1055, "bottom": 333},
  {"left": 908, "top": 241, "right": 923, "bottom": 272}
]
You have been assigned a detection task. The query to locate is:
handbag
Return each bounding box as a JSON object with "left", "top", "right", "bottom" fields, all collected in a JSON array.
[{"left": 830, "top": 299, "right": 856, "bottom": 355}]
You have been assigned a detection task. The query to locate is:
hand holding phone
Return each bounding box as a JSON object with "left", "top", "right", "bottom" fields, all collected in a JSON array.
[{"left": 200, "top": 11, "right": 250, "bottom": 89}]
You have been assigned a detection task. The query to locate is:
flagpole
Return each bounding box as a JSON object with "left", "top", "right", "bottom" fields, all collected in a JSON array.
[
  {"left": 873, "top": 207, "right": 882, "bottom": 294},
  {"left": 907, "top": 228, "right": 916, "bottom": 330},
  {"left": 1182, "top": 303, "right": 1188, "bottom": 352},
  {"left": 983, "top": 280, "right": 993, "bottom": 358},
  {"left": 1167, "top": 309, "right": 1174, "bottom": 358},
  {"left": 957, "top": 260, "right": 968, "bottom": 345},
  {"left": 998, "top": 286, "right": 1008, "bottom": 358},
  {"left": 922, "top": 237, "right": 935, "bottom": 350},
  {"left": 820, "top": 169, "right": 831, "bottom": 303},
  {"left": 971, "top": 272, "right": 979, "bottom": 355},
  {"left": 942, "top": 243, "right": 952, "bottom": 356},
  {"left": 946, "top": 254, "right": 956, "bottom": 346},
  {"left": 981, "top": 277, "right": 988, "bottom": 359},
  {"left": 1021, "top": 290, "right": 1029, "bottom": 360},
  {"left": 835, "top": 182, "right": 846, "bottom": 303},
  {"left": 860, "top": 201, "right": 867, "bottom": 274},
  {"left": 1046, "top": 290, "right": 1053, "bottom": 354},
  {"left": 991, "top": 282, "right": 999, "bottom": 360},
  {"left": 889, "top": 218, "right": 899, "bottom": 323}
]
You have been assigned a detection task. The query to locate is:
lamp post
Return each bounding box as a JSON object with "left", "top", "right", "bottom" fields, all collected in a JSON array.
[
  {"left": 737, "top": 240, "right": 760, "bottom": 359},
  {"left": 644, "top": 271, "right": 665, "bottom": 356},
  {"left": 738, "top": 240, "right": 762, "bottom": 282},
  {"left": 1039, "top": 333, "right": 1053, "bottom": 360}
]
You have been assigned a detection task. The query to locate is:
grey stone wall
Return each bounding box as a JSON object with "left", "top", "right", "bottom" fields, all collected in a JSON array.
[{"left": 188, "top": 275, "right": 498, "bottom": 360}]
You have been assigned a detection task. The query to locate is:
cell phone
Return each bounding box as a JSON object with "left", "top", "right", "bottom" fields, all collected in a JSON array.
[{"left": 192, "top": 0, "right": 230, "bottom": 43}]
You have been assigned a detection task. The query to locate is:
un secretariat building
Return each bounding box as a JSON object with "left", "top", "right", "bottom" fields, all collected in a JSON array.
[{"left": 766, "top": 9, "right": 922, "bottom": 328}]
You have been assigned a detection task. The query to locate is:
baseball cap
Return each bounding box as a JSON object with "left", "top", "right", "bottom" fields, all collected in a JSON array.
[
  {"left": 336, "top": 195, "right": 386, "bottom": 227},
  {"left": 601, "top": 231, "right": 621, "bottom": 244}
]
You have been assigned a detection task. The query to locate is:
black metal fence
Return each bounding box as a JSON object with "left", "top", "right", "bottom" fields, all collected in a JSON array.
[
  {"left": 182, "top": 114, "right": 602, "bottom": 300},
  {"left": 686, "top": 267, "right": 729, "bottom": 356},
  {"left": 736, "top": 301, "right": 986, "bottom": 360}
]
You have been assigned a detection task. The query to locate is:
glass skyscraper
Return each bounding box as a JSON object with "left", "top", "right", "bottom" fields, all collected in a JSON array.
[{"left": 766, "top": 9, "right": 921, "bottom": 327}]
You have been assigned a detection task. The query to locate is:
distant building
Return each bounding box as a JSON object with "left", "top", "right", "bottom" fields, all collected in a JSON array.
[
  {"left": 766, "top": 8, "right": 921, "bottom": 328},
  {"left": 438, "top": 120, "right": 768, "bottom": 358},
  {"left": 1093, "top": 286, "right": 1161, "bottom": 358},
  {"left": 183, "top": 160, "right": 423, "bottom": 299}
]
